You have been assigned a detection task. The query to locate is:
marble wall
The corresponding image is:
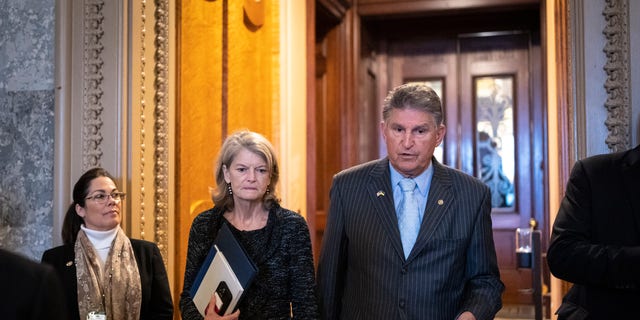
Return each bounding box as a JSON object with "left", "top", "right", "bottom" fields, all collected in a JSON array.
[{"left": 0, "top": 0, "right": 55, "bottom": 260}]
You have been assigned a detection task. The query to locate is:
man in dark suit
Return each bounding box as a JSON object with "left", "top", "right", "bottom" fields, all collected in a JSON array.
[
  {"left": 0, "top": 248, "right": 68, "bottom": 320},
  {"left": 547, "top": 144, "right": 640, "bottom": 319},
  {"left": 317, "top": 83, "right": 504, "bottom": 320}
]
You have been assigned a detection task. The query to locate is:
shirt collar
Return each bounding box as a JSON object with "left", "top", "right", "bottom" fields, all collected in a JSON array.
[{"left": 389, "top": 160, "right": 434, "bottom": 197}]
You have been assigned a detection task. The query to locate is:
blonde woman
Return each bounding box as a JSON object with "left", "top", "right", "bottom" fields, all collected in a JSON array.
[{"left": 180, "top": 130, "right": 319, "bottom": 320}]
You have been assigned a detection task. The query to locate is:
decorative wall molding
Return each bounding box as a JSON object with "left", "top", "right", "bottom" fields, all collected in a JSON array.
[
  {"left": 137, "top": 0, "right": 148, "bottom": 240},
  {"left": 602, "top": 0, "right": 631, "bottom": 152},
  {"left": 75, "top": 0, "right": 172, "bottom": 264},
  {"left": 82, "top": 0, "right": 105, "bottom": 169},
  {"left": 154, "top": 0, "right": 170, "bottom": 264}
]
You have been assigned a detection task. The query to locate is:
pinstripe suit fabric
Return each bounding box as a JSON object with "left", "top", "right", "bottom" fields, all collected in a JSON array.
[{"left": 317, "top": 157, "right": 504, "bottom": 320}]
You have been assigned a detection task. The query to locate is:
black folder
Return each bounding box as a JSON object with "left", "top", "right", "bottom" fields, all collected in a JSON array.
[{"left": 190, "top": 222, "right": 258, "bottom": 315}]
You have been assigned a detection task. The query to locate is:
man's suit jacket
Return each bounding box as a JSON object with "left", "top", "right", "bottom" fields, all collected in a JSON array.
[
  {"left": 317, "top": 157, "right": 504, "bottom": 320},
  {"left": 41, "top": 239, "right": 174, "bottom": 320},
  {"left": 547, "top": 144, "right": 640, "bottom": 319},
  {"left": 0, "top": 249, "right": 68, "bottom": 320}
]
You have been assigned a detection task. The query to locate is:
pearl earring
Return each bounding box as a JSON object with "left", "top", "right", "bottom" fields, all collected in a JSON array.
[{"left": 227, "top": 183, "right": 233, "bottom": 195}]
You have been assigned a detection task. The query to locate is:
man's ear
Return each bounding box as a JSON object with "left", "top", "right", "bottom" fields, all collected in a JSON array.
[
  {"left": 436, "top": 124, "right": 446, "bottom": 146},
  {"left": 379, "top": 121, "right": 387, "bottom": 141}
]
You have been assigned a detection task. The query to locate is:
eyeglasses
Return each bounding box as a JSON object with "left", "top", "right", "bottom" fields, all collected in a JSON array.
[{"left": 85, "top": 192, "right": 126, "bottom": 204}]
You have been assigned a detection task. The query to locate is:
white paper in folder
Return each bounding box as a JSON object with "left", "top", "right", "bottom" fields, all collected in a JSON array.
[{"left": 191, "top": 245, "right": 244, "bottom": 316}]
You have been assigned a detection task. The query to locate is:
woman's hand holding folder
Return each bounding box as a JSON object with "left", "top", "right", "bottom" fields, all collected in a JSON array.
[{"left": 204, "top": 294, "right": 240, "bottom": 320}]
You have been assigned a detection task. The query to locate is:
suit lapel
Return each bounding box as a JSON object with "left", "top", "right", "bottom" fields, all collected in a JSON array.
[
  {"left": 408, "top": 159, "right": 454, "bottom": 261},
  {"left": 366, "top": 158, "right": 405, "bottom": 259}
]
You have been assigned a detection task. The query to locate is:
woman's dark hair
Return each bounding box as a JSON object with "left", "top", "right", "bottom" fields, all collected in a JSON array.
[{"left": 61, "top": 167, "right": 116, "bottom": 244}]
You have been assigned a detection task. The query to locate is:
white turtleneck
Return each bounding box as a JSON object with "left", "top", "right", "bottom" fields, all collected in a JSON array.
[{"left": 81, "top": 225, "right": 119, "bottom": 267}]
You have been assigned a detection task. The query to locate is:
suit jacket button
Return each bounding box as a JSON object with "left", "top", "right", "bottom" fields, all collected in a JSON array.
[
  {"left": 401, "top": 267, "right": 408, "bottom": 274},
  {"left": 399, "top": 300, "right": 406, "bottom": 308}
]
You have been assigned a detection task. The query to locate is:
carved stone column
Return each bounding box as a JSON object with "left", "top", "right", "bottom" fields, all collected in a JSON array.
[
  {"left": 55, "top": 0, "right": 175, "bottom": 272},
  {"left": 602, "top": 0, "right": 631, "bottom": 152}
]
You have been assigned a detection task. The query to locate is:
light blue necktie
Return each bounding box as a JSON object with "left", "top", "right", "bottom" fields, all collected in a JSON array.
[{"left": 399, "top": 178, "right": 420, "bottom": 258}]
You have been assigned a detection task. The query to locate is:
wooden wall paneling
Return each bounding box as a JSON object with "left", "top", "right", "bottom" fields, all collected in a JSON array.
[
  {"left": 549, "top": 0, "right": 575, "bottom": 311},
  {"left": 528, "top": 30, "right": 548, "bottom": 250},
  {"left": 313, "top": 0, "right": 357, "bottom": 259},
  {"left": 177, "top": 0, "right": 223, "bottom": 304},
  {"left": 226, "top": 1, "right": 278, "bottom": 134},
  {"left": 307, "top": 0, "right": 319, "bottom": 262},
  {"left": 317, "top": 0, "right": 350, "bottom": 21},
  {"left": 375, "top": 39, "right": 390, "bottom": 156},
  {"left": 314, "top": 38, "right": 330, "bottom": 241},
  {"left": 340, "top": 10, "right": 360, "bottom": 168},
  {"left": 177, "top": 0, "right": 224, "bottom": 313},
  {"left": 314, "top": 22, "right": 344, "bottom": 252},
  {"left": 177, "top": 0, "right": 281, "bottom": 310},
  {"left": 358, "top": 22, "right": 381, "bottom": 163},
  {"left": 357, "top": 0, "right": 540, "bottom": 16}
]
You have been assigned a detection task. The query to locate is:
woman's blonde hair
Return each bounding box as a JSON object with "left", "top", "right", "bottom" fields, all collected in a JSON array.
[{"left": 211, "top": 130, "right": 280, "bottom": 211}]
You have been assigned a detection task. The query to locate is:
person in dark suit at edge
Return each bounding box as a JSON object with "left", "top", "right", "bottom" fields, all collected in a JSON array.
[
  {"left": 547, "top": 144, "right": 640, "bottom": 319},
  {"left": 317, "top": 82, "right": 504, "bottom": 320},
  {"left": 0, "top": 248, "right": 68, "bottom": 320}
]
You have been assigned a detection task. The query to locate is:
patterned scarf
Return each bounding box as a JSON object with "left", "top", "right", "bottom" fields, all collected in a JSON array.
[{"left": 75, "top": 227, "right": 142, "bottom": 320}]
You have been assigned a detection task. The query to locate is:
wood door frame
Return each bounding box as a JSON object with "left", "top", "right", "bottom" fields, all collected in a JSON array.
[
  {"left": 308, "top": 0, "right": 357, "bottom": 262},
  {"left": 306, "top": 0, "right": 318, "bottom": 262}
]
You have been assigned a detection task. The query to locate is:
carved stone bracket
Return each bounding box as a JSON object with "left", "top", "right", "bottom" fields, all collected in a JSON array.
[
  {"left": 83, "top": 0, "right": 105, "bottom": 169},
  {"left": 602, "top": 0, "right": 631, "bottom": 152}
]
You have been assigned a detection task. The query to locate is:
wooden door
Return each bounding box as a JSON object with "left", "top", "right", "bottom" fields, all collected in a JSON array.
[{"left": 459, "top": 33, "right": 543, "bottom": 305}]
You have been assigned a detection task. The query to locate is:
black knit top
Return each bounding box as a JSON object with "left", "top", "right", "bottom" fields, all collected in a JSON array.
[{"left": 180, "top": 205, "right": 320, "bottom": 320}]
